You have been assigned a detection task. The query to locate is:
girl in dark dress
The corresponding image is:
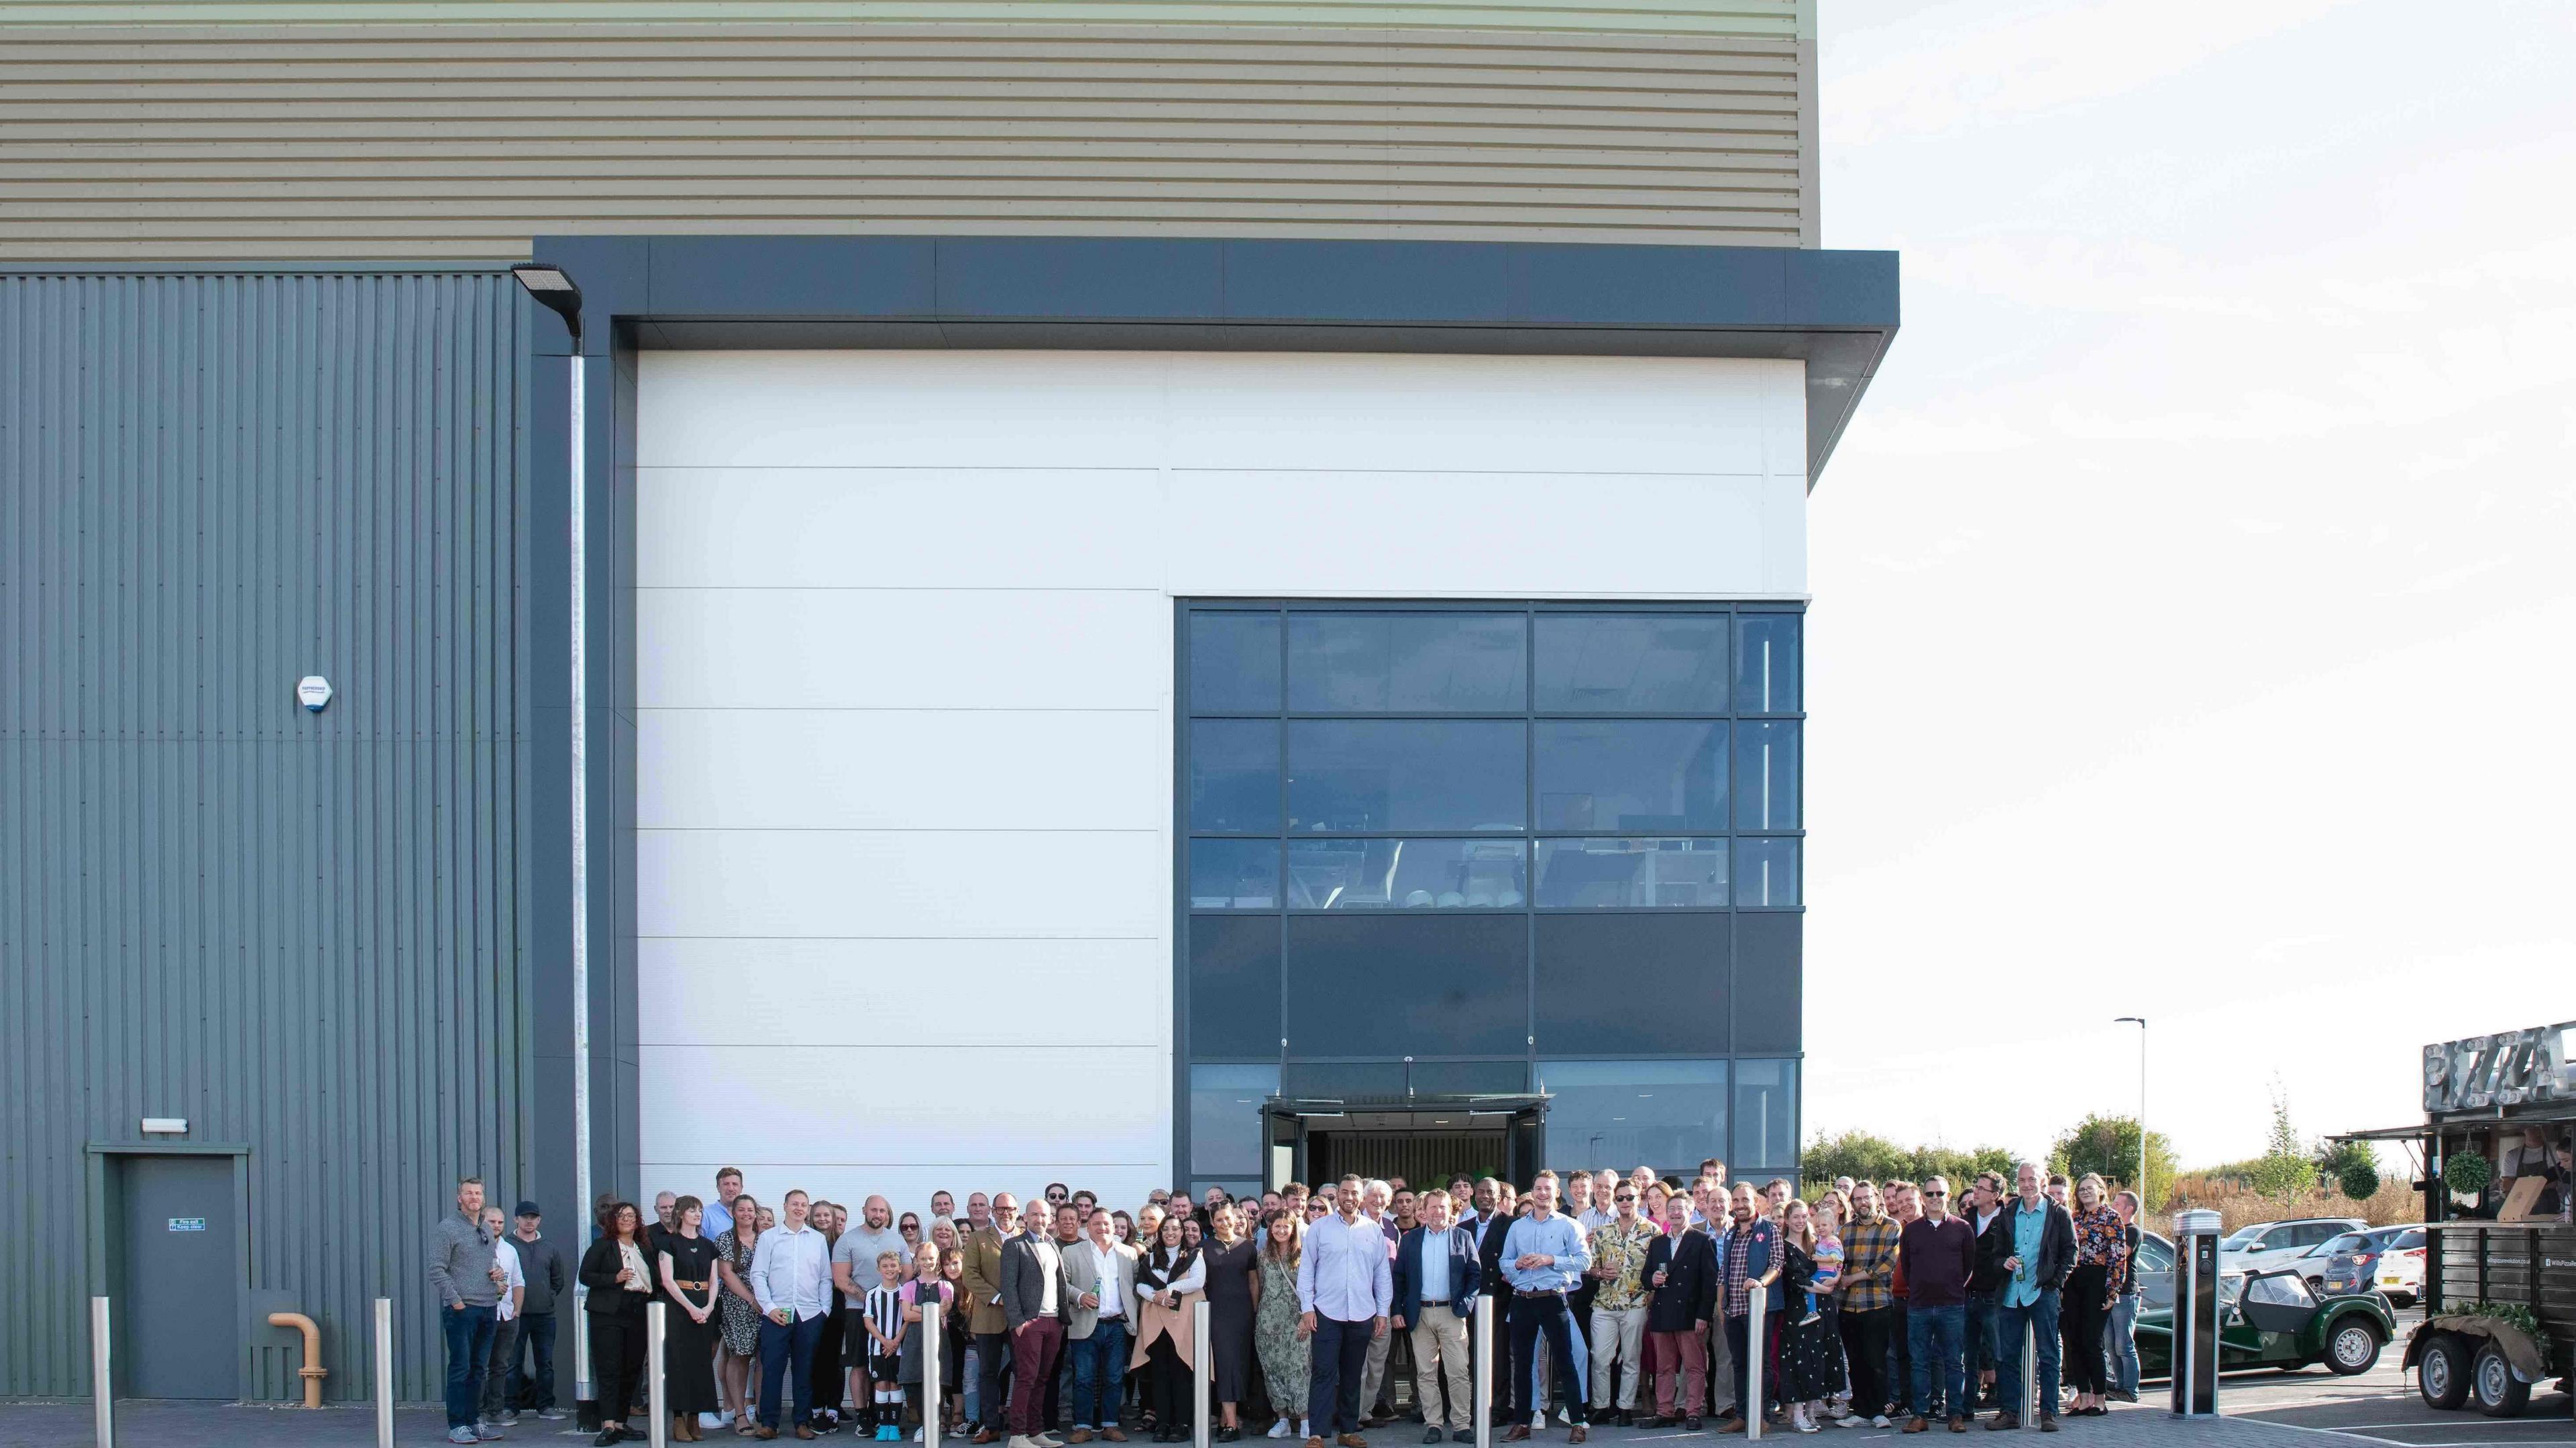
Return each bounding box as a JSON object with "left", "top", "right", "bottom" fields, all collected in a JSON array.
[
  {"left": 900, "top": 1244, "right": 957, "bottom": 1440},
  {"left": 1774, "top": 1199, "right": 1845, "bottom": 1433},
  {"left": 1201, "top": 1203, "right": 1260, "bottom": 1443},
  {"left": 659, "top": 1196, "right": 724, "bottom": 1441}
]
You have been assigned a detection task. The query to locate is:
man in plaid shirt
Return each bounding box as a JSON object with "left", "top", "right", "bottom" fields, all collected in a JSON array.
[{"left": 1835, "top": 1183, "right": 1903, "bottom": 1428}]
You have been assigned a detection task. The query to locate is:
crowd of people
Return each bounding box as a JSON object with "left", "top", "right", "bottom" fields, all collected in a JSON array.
[{"left": 425, "top": 1161, "right": 2149, "bottom": 1448}]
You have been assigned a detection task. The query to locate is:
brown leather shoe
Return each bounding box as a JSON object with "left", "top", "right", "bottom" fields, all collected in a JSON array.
[
  {"left": 755, "top": 1431, "right": 780, "bottom": 1443},
  {"left": 1567, "top": 1428, "right": 1587, "bottom": 1444},
  {"left": 1304, "top": 1438, "right": 1326, "bottom": 1448},
  {"left": 1502, "top": 1429, "right": 1531, "bottom": 1443},
  {"left": 1902, "top": 1418, "right": 1929, "bottom": 1434},
  {"left": 1339, "top": 1437, "right": 1368, "bottom": 1448},
  {"left": 1949, "top": 1418, "right": 1969, "bottom": 1434},
  {"left": 796, "top": 1428, "right": 818, "bottom": 1441},
  {"left": 1067, "top": 1433, "right": 1093, "bottom": 1445},
  {"left": 1102, "top": 1433, "right": 1128, "bottom": 1444},
  {"left": 976, "top": 1434, "right": 1002, "bottom": 1445}
]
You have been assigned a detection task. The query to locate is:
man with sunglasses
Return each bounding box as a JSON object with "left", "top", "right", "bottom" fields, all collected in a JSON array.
[
  {"left": 1584, "top": 1182, "right": 1656, "bottom": 1426},
  {"left": 1894, "top": 1177, "right": 1975, "bottom": 1434}
]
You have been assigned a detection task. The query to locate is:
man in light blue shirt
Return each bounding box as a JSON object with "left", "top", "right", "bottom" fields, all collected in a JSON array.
[
  {"left": 749, "top": 1189, "right": 834, "bottom": 1437},
  {"left": 1299, "top": 1173, "right": 1392, "bottom": 1447},
  {"left": 1499, "top": 1174, "right": 1591, "bottom": 1443}
]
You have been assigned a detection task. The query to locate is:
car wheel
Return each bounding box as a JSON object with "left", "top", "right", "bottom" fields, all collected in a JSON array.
[
  {"left": 2418, "top": 1333, "right": 2470, "bottom": 1410},
  {"left": 2469, "top": 1343, "right": 2529, "bottom": 1418},
  {"left": 2325, "top": 1319, "right": 2381, "bottom": 1376}
]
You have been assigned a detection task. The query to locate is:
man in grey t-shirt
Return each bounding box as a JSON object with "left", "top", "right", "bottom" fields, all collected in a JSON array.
[
  {"left": 831, "top": 1195, "right": 909, "bottom": 1433},
  {"left": 429, "top": 1176, "right": 505, "bottom": 1444}
]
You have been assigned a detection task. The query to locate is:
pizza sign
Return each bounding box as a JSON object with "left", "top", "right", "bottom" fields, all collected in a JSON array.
[{"left": 2424, "top": 1021, "right": 2575, "bottom": 1113}]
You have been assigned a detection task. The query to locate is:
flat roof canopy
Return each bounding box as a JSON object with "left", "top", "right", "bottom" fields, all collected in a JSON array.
[{"left": 533, "top": 235, "right": 1900, "bottom": 483}]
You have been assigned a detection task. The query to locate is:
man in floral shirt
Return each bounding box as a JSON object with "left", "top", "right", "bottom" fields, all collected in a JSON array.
[{"left": 1584, "top": 1182, "right": 1659, "bottom": 1425}]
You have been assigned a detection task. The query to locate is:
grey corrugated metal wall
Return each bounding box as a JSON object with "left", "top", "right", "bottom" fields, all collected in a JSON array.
[
  {"left": 0, "top": 270, "right": 538, "bottom": 1401},
  {"left": 0, "top": 19, "right": 1815, "bottom": 260}
]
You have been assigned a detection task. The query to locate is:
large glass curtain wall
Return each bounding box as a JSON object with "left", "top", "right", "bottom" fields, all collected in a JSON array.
[{"left": 1179, "top": 602, "right": 1804, "bottom": 1191}]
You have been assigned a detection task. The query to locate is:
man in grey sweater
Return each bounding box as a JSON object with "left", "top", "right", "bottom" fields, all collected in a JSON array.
[
  {"left": 430, "top": 1176, "right": 505, "bottom": 1445},
  {"left": 504, "top": 1201, "right": 571, "bottom": 1420}
]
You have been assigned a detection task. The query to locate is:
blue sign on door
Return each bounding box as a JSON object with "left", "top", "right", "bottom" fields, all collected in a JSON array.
[{"left": 168, "top": 1217, "right": 207, "bottom": 1232}]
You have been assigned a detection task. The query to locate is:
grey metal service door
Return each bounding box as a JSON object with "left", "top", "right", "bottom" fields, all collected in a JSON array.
[{"left": 120, "top": 1156, "right": 239, "bottom": 1398}]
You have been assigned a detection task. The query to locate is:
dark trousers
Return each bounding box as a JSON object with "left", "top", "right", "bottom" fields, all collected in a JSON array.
[
  {"left": 509, "top": 1311, "right": 558, "bottom": 1411},
  {"left": 593, "top": 1307, "right": 649, "bottom": 1428},
  {"left": 1964, "top": 1292, "right": 1999, "bottom": 1397},
  {"left": 442, "top": 1303, "right": 500, "bottom": 1431},
  {"left": 480, "top": 1315, "right": 522, "bottom": 1420},
  {"left": 1837, "top": 1307, "right": 1894, "bottom": 1419},
  {"left": 1146, "top": 1334, "right": 1193, "bottom": 1432},
  {"left": 1309, "top": 1315, "right": 1376, "bottom": 1435},
  {"left": 815, "top": 1306, "right": 848, "bottom": 1425},
  {"left": 1721, "top": 1313, "right": 1771, "bottom": 1425},
  {"left": 1509, "top": 1294, "right": 1587, "bottom": 1427},
  {"left": 1884, "top": 1302, "right": 1911, "bottom": 1412},
  {"left": 978, "top": 1331, "right": 1012, "bottom": 1431},
  {"left": 758, "top": 1313, "right": 826, "bottom": 1429},
  {"left": 2062, "top": 1267, "right": 2108, "bottom": 1395},
  {"left": 1010, "top": 1319, "right": 1067, "bottom": 1436}
]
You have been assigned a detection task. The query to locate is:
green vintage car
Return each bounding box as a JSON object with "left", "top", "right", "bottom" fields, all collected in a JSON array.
[{"left": 2136, "top": 1267, "right": 2397, "bottom": 1378}]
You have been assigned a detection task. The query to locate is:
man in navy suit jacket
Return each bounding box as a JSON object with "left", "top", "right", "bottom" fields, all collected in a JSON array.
[{"left": 1391, "top": 1188, "right": 1485, "bottom": 1444}]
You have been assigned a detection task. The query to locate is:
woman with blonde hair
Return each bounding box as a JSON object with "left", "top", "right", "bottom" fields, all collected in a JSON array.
[
  {"left": 1772, "top": 1198, "right": 1845, "bottom": 1434},
  {"left": 2063, "top": 1174, "right": 2125, "bottom": 1416}
]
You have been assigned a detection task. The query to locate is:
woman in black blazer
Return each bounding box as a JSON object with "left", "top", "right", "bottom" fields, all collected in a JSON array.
[
  {"left": 581, "top": 1201, "right": 655, "bottom": 1446},
  {"left": 1638, "top": 1199, "right": 1719, "bottom": 1428}
]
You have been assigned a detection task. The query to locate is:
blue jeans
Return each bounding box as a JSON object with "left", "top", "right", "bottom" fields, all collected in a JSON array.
[
  {"left": 1904, "top": 1304, "right": 1965, "bottom": 1422},
  {"left": 962, "top": 1342, "right": 982, "bottom": 1426},
  {"left": 508, "top": 1311, "right": 557, "bottom": 1410},
  {"left": 1994, "top": 1290, "right": 2062, "bottom": 1418},
  {"left": 758, "top": 1313, "right": 826, "bottom": 1429},
  {"left": 1310, "top": 1315, "right": 1376, "bottom": 1435},
  {"left": 2108, "top": 1294, "right": 2139, "bottom": 1396},
  {"left": 442, "top": 1303, "right": 499, "bottom": 1430},
  {"left": 1069, "top": 1319, "right": 1130, "bottom": 1430}
]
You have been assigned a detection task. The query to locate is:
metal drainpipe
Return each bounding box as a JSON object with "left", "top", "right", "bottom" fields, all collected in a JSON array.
[{"left": 266, "top": 1313, "right": 327, "bottom": 1408}]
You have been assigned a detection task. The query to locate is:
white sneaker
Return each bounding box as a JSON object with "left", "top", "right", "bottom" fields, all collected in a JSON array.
[
  {"left": 1011, "top": 1438, "right": 1042, "bottom": 1448},
  {"left": 1556, "top": 1409, "right": 1573, "bottom": 1427},
  {"left": 1267, "top": 1423, "right": 1291, "bottom": 1439},
  {"left": 1834, "top": 1415, "right": 1864, "bottom": 1429},
  {"left": 1792, "top": 1414, "right": 1816, "bottom": 1435},
  {"left": 1299, "top": 1421, "right": 1312, "bottom": 1439},
  {"left": 915, "top": 1431, "right": 925, "bottom": 1443}
]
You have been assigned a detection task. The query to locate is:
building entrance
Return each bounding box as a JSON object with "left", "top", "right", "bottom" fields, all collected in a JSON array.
[{"left": 1266, "top": 1099, "right": 1545, "bottom": 1190}]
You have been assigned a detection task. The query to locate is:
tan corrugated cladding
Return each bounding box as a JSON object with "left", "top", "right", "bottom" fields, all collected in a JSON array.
[{"left": 0, "top": 16, "right": 1819, "bottom": 261}]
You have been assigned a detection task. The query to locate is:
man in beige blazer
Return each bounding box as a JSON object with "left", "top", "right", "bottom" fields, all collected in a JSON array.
[{"left": 1063, "top": 1207, "right": 1140, "bottom": 1443}]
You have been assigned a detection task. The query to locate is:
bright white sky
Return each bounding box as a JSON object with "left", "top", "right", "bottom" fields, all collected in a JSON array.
[{"left": 1804, "top": 0, "right": 2576, "bottom": 1170}]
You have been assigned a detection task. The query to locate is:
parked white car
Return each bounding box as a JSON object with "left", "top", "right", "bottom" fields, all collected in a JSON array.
[{"left": 2218, "top": 1217, "right": 2366, "bottom": 1278}]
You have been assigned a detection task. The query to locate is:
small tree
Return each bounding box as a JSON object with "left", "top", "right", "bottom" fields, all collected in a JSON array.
[
  {"left": 2248, "top": 1078, "right": 2317, "bottom": 1205},
  {"left": 2314, "top": 1139, "right": 2379, "bottom": 1201},
  {"left": 2049, "top": 1113, "right": 2179, "bottom": 1209}
]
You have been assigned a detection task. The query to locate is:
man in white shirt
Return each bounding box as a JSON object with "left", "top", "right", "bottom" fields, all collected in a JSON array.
[
  {"left": 1300, "top": 1174, "right": 1393, "bottom": 1448},
  {"left": 1064, "top": 1207, "right": 1137, "bottom": 1444},
  {"left": 749, "top": 1190, "right": 834, "bottom": 1441},
  {"left": 1359, "top": 1180, "right": 1403, "bottom": 1426},
  {"left": 478, "top": 1205, "right": 527, "bottom": 1437}
]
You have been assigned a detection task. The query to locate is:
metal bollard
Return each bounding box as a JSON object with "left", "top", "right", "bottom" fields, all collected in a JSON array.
[
  {"left": 1193, "top": 1298, "right": 1212, "bottom": 1448},
  {"left": 2021, "top": 1321, "right": 2038, "bottom": 1430},
  {"left": 1472, "top": 1302, "right": 1492, "bottom": 1448},
  {"left": 649, "top": 1302, "right": 670, "bottom": 1448},
  {"left": 1746, "top": 1294, "right": 1765, "bottom": 1443},
  {"left": 924, "top": 1297, "right": 943, "bottom": 1448},
  {"left": 375, "top": 1298, "right": 395, "bottom": 1448},
  {"left": 90, "top": 1296, "right": 114, "bottom": 1448}
]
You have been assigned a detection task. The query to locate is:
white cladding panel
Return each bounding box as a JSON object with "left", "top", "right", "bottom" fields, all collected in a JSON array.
[{"left": 635, "top": 349, "right": 1805, "bottom": 1205}]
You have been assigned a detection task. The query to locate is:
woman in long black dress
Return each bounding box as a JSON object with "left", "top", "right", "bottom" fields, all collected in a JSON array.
[
  {"left": 582, "top": 1201, "right": 654, "bottom": 1447},
  {"left": 660, "top": 1195, "right": 724, "bottom": 1441},
  {"left": 1201, "top": 1203, "right": 1259, "bottom": 1443},
  {"left": 1773, "top": 1199, "right": 1845, "bottom": 1434}
]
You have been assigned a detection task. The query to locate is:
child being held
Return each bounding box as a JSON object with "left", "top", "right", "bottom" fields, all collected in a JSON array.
[{"left": 1802, "top": 1207, "right": 1844, "bottom": 1327}]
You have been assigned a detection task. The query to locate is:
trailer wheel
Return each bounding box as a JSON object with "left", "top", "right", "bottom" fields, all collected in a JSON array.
[
  {"left": 2416, "top": 1332, "right": 2469, "bottom": 1411},
  {"left": 2469, "top": 1343, "right": 2528, "bottom": 1418}
]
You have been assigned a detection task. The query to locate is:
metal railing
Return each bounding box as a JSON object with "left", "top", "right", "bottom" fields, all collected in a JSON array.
[
  {"left": 1745, "top": 1294, "right": 1765, "bottom": 1442},
  {"left": 1195, "top": 1298, "right": 1213, "bottom": 1448},
  {"left": 648, "top": 1302, "right": 671, "bottom": 1448},
  {"left": 90, "top": 1297, "right": 114, "bottom": 1448},
  {"left": 376, "top": 1298, "right": 396, "bottom": 1448},
  {"left": 924, "top": 1298, "right": 943, "bottom": 1448},
  {"left": 1472, "top": 1303, "right": 1492, "bottom": 1448}
]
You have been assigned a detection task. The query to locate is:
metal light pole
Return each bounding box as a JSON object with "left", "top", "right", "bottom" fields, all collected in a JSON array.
[
  {"left": 512, "top": 261, "right": 591, "bottom": 1408},
  {"left": 2115, "top": 1017, "right": 2147, "bottom": 1202}
]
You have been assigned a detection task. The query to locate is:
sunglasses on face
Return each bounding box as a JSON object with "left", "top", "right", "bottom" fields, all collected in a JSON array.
[
  {"left": 1924, "top": 1190, "right": 1947, "bottom": 1199},
  {"left": 1614, "top": 1194, "right": 1635, "bottom": 1203}
]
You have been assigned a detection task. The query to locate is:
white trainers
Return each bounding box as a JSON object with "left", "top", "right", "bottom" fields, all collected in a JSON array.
[
  {"left": 1267, "top": 1423, "right": 1291, "bottom": 1440},
  {"left": 1870, "top": 1415, "right": 1891, "bottom": 1429},
  {"left": 1834, "top": 1414, "right": 1865, "bottom": 1429},
  {"left": 1010, "top": 1437, "right": 1043, "bottom": 1448}
]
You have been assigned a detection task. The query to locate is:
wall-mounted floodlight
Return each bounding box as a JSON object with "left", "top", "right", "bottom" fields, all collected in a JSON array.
[{"left": 511, "top": 263, "right": 584, "bottom": 350}]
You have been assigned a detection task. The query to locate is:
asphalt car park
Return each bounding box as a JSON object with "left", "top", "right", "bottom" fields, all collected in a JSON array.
[{"left": 2217, "top": 1306, "right": 2575, "bottom": 1445}]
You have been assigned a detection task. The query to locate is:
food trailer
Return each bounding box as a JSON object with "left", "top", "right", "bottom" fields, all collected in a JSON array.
[{"left": 2336, "top": 1019, "right": 2574, "bottom": 1419}]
